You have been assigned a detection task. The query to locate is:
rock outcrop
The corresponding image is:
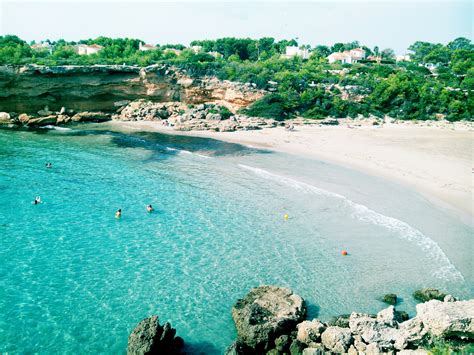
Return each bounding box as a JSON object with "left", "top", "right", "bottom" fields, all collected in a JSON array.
[
  {"left": 0, "top": 64, "right": 265, "bottom": 114},
  {"left": 114, "top": 100, "right": 278, "bottom": 132},
  {"left": 416, "top": 299, "right": 474, "bottom": 338},
  {"left": 127, "top": 316, "right": 183, "bottom": 355},
  {"left": 227, "top": 286, "right": 474, "bottom": 355},
  {"left": 413, "top": 288, "right": 447, "bottom": 303},
  {"left": 231, "top": 285, "right": 306, "bottom": 352}
]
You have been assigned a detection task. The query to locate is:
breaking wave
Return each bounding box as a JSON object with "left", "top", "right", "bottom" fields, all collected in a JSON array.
[{"left": 238, "top": 164, "right": 464, "bottom": 282}]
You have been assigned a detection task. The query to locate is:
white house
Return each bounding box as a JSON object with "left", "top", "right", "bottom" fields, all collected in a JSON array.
[
  {"left": 327, "top": 48, "right": 366, "bottom": 64},
  {"left": 327, "top": 52, "right": 353, "bottom": 64},
  {"left": 31, "top": 42, "right": 53, "bottom": 53},
  {"left": 191, "top": 45, "right": 203, "bottom": 54},
  {"left": 75, "top": 44, "right": 104, "bottom": 55},
  {"left": 396, "top": 54, "right": 411, "bottom": 62},
  {"left": 349, "top": 48, "right": 366, "bottom": 60},
  {"left": 139, "top": 43, "right": 157, "bottom": 51},
  {"left": 282, "top": 46, "right": 310, "bottom": 60},
  {"left": 207, "top": 51, "right": 223, "bottom": 58}
]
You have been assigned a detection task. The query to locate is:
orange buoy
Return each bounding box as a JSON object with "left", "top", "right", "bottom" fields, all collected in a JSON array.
[{"left": 341, "top": 250, "right": 348, "bottom": 256}]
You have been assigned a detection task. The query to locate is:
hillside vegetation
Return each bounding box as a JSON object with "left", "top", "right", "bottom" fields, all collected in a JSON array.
[{"left": 1, "top": 35, "right": 472, "bottom": 121}]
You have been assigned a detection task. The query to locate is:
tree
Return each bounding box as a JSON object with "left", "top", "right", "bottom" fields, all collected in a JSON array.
[
  {"left": 381, "top": 48, "right": 395, "bottom": 60},
  {"left": 447, "top": 37, "right": 473, "bottom": 51}
]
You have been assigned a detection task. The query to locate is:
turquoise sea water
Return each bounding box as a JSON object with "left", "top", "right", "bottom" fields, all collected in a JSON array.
[{"left": 0, "top": 124, "right": 472, "bottom": 354}]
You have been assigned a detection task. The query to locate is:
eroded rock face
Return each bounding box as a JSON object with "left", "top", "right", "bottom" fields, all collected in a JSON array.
[
  {"left": 231, "top": 285, "right": 306, "bottom": 352},
  {"left": 296, "top": 320, "right": 327, "bottom": 345},
  {"left": 0, "top": 64, "right": 265, "bottom": 113},
  {"left": 416, "top": 299, "right": 474, "bottom": 338},
  {"left": 127, "top": 316, "right": 183, "bottom": 355},
  {"left": 320, "top": 326, "right": 352, "bottom": 353}
]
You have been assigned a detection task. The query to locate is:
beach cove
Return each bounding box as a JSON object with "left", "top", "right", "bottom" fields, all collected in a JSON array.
[{"left": 0, "top": 123, "right": 472, "bottom": 353}]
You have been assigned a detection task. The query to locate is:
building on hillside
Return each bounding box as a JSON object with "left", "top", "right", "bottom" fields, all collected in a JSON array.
[
  {"left": 367, "top": 55, "right": 382, "bottom": 63},
  {"left": 281, "top": 46, "right": 310, "bottom": 60},
  {"left": 139, "top": 43, "right": 157, "bottom": 51},
  {"left": 327, "top": 48, "right": 367, "bottom": 64},
  {"left": 163, "top": 48, "right": 182, "bottom": 56},
  {"left": 30, "top": 42, "right": 53, "bottom": 54},
  {"left": 396, "top": 54, "right": 411, "bottom": 62},
  {"left": 327, "top": 52, "right": 353, "bottom": 64},
  {"left": 191, "top": 45, "right": 203, "bottom": 54},
  {"left": 75, "top": 44, "right": 104, "bottom": 55},
  {"left": 348, "top": 48, "right": 366, "bottom": 60},
  {"left": 207, "top": 51, "right": 223, "bottom": 58}
]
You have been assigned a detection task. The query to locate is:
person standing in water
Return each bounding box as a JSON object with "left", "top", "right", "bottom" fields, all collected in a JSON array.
[
  {"left": 115, "top": 209, "right": 122, "bottom": 218},
  {"left": 146, "top": 204, "right": 154, "bottom": 213}
]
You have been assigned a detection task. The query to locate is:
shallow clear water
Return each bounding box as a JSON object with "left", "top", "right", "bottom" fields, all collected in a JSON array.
[{"left": 0, "top": 125, "right": 472, "bottom": 354}]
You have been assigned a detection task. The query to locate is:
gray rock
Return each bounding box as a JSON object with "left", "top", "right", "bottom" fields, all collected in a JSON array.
[
  {"left": 321, "top": 326, "right": 352, "bottom": 353},
  {"left": 444, "top": 294, "right": 456, "bottom": 302},
  {"left": 382, "top": 293, "right": 397, "bottom": 305},
  {"left": 377, "top": 306, "right": 398, "bottom": 327},
  {"left": 328, "top": 314, "right": 351, "bottom": 328},
  {"left": 396, "top": 318, "right": 428, "bottom": 350},
  {"left": 27, "top": 115, "right": 58, "bottom": 126},
  {"left": 231, "top": 285, "right": 306, "bottom": 352},
  {"left": 366, "top": 342, "right": 381, "bottom": 355},
  {"left": 71, "top": 111, "right": 110, "bottom": 122},
  {"left": 302, "top": 345, "right": 324, "bottom": 355},
  {"left": 296, "top": 320, "right": 327, "bottom": 345},
  {"left": 413, "top": 288, "right": 447, "bottom": 302},
  {"left": 0, "top": 112, "right": 11, "bottom": 124},
  {"left": 206, "top": 113, "right": 222, "bottom": 121},
  {"left": 416, "top": 299, "right": 474, "bottom": 338},
  {"left": 127, "top": 316, "right": 183, "bottom": 355}
]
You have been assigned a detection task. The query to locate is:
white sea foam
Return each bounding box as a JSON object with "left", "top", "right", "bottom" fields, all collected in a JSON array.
[
  {"left": 238, "top": 164, "right": 464, "bottom": 282},
  {"left": 42, "top": 125, "right": 72, "bottom": 131},
  {"left": 165, "top": 147, "right": 211, "bottom": 159}
]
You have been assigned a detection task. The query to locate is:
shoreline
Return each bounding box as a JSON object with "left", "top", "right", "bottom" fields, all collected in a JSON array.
[{"left": 106, "top": 120, "right": 473, "bottom": 222}]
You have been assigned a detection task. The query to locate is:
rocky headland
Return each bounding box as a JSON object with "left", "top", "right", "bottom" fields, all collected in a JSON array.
[
  {"left": 127, "top": 286, "right": 473, "bottom": 355},
  {"left": 0, "top": 64, "right": 264, "bottom": 114}
]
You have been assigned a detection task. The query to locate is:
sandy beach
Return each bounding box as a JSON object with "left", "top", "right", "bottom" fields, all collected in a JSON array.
[{"left": 109, "top": 120, "right": 473, "bottom": 220}]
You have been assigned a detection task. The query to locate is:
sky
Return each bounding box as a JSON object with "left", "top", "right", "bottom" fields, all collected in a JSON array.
[{"left": 0, "top": 0, "right": 472, "bottom": 53}]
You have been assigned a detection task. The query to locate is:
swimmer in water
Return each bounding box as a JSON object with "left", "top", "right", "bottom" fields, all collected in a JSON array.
[
  {"left": 115, "top": 209, "right": 122, "bottom": 218},
  {"left": 146, "top": 204, "right": 154, "bottom": 213},
  {"left": 33, "top": 196, "right": 41, "bottom": 205},
  {"left": 45, "top": 162, "right": 52, "bottom": 168}
]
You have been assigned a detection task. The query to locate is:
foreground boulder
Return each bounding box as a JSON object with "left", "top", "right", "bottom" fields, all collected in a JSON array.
[
  {"left": 231, "top": 286, "right": 306, "bottom": 352},
  {"left": 321, "top": 326, "right": 352, "bottom": 352},
  {"left": 416, "top": 299, "right": 474, "bottom": 338},
  {"left": 127, "top": 316, "right": 183, "bottom": 355}
]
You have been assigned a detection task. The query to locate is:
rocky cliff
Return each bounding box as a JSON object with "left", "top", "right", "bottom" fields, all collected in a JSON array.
[{"left": 0, "top": 64, "right": 265, "bottom": 113}]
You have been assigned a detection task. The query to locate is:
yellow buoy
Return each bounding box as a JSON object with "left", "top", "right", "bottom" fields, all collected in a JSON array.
[{"left": 284, "top": 214, "right": 289, "bottom": 220}]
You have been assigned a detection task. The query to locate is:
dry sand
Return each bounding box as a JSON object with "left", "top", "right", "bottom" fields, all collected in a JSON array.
[{"left": 109, "top": 120, "right": 473, "bottom": 219}]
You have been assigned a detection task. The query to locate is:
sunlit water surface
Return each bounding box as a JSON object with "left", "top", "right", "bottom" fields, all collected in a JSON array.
[{"left": 0, "top": 125, "right": 472, "bottom": 353}]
